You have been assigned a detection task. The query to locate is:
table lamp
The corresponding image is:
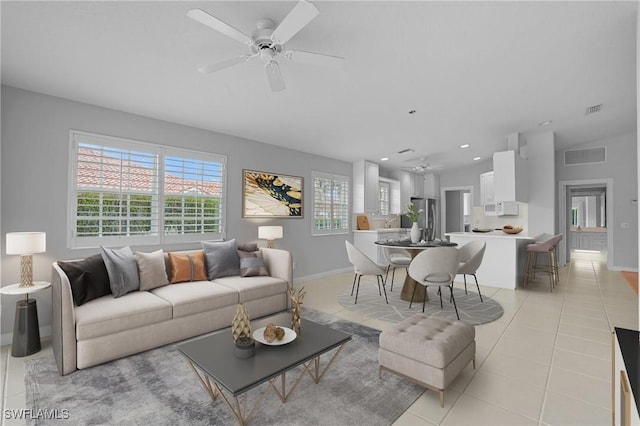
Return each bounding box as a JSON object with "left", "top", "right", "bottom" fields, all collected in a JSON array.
[
  {"left": 6, "top": 232, "right": 46, "bottom": 288},
  {"left": 258, "top": 226, "right": 283, "bottom": 248}
]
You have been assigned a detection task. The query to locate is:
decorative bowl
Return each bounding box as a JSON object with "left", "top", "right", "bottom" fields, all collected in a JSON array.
[{"left": 502, "top": 227, "right": 523, "bottom": 234}]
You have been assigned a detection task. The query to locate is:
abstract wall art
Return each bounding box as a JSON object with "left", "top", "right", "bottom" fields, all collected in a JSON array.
[{"left": 242, "top": 170, "right": 303, "bottom": 218}]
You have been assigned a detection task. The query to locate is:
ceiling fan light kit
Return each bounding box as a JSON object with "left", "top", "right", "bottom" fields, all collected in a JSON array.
[{"left": 187, "top": 0, "right": 343, "bottom": 92}]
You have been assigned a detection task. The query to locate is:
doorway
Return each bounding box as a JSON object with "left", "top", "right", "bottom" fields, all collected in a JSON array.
[
  {"left": 440, "top": 186, "right": 474, "bottom": 237},
  {"left": 558, "top": 179, "right": 613, "bottom": 268}
]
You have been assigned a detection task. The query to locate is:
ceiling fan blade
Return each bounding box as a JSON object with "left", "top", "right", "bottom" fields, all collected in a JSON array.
[
  {"left": 284, "top": 50, "right": 344, "bottom": 69},
  {"left": 270, "top": 0, "right": 319, "bottom": 45},
  {"left": 197, "top": 55, "right": 252, "bottom": 74},
  {"left": 187, "top": 9, "right": 253, "bottom": 46},
  {"left": 265, "top": 61, "right": 286, "bottom": 92}
]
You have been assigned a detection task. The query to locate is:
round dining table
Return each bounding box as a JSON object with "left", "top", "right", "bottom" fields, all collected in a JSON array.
[{"left": 374, "top": 239, "right": 458, "bottom": 303}]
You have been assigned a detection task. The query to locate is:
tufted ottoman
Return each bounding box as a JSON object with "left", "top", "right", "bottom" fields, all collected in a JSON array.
[{"left": 379, "top": 314, "right": 475, "bottom": 407}]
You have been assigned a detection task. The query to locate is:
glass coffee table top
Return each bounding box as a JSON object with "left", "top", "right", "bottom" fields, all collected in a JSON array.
[{"left": 177, "top": 318, "right": 351, "bottom": 396}]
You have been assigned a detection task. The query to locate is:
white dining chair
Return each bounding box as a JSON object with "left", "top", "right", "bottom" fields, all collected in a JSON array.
[
  {"left": 456, "top": 241, "right": 486, "bottom": 302},
  {"left": 383, "top": 247, "right": 412, "bottom": 292},
  {"left": 408, "top": 247, "right": 461, "bottom": 319},
  {"left": 345, "top": 240, "right": 389, "bottom": 304}
]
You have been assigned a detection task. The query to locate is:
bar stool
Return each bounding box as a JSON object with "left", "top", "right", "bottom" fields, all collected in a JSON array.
[
  {"left": 551, "top": 234, "right": 563, "bottom": 286},
  {"left": 523, "top": 235, "right": 557, "bottom": 291}
]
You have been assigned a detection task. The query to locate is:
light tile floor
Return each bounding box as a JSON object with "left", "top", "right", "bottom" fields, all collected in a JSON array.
[{"left": 1, "top": 251, "right": 637, "bottom": 425}]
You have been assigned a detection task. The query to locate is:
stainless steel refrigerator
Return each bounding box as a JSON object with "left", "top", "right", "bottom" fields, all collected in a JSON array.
[{"left": 401, "top": 197, "right": 437, "bottom": 241}]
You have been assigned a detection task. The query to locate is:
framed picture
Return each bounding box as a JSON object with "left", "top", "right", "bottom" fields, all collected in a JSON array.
[{"left": 242, "top": 170, "right": 303, "bottom": 218}]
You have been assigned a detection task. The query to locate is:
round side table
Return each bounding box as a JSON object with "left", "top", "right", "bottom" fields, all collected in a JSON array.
[{"left": 0, "top": 281, "right": 51, "bottom": 357}]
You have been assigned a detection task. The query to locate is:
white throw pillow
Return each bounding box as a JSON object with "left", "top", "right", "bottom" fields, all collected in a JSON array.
[{"left": 135, "top": 249, "right": 169, "bottom": 291}]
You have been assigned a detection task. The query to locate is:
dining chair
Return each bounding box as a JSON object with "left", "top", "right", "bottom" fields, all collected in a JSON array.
[
  {"left": 456, "top": 241, "right": 486, "bottom": 302},
  {"left": 383, "top": 247, "right": 412, "bottom": 292},
  {"left": 345, "top": 241, "right": 389, "bottom": 304},
  {"left": 408, "top": 247, "right": 461, "bottom": 319}
]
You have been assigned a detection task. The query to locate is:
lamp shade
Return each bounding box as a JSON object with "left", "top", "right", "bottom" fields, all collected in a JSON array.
[
  {"left": 258, "top": 226, "right": 283, "bottom": 240},
  {"left": 6, "top": 232, "right": 46, "bottom": 255}
]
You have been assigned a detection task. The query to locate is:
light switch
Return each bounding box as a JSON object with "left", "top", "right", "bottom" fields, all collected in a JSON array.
[{"left": 621, "top": 222, "right": 630, "bottom": 229}]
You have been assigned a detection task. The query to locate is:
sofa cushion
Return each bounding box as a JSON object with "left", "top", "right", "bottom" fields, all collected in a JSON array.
[
  {"left": 57, "top": 254, "right": 112, "bottom": 306},
  {"left": 135, "top": 250, "right": 169, "bottom": 291},
  {"left": 151, "top": 281, "right": 239, "bottom": 319},
  {"left": 168, "top": 251, "right": 207, "bottom": 284},
  {"left": 100, "top": 246, "right": 140, "bottom": 297},
  {"left": 75, "top": 291, "right": 172, "bottom": 340},
  {"left": 202, "top": 239, "right": 240, "bottom": 280},
  {"left": 214, "top": 275, "right": 288, "bottom": 303},
  {"left": 238, "top": 251, "right": 269, "bottom": 277}
]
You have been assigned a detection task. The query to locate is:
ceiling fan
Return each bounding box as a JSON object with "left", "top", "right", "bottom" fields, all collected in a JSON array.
[
  {"left": 187, "top": 0, "right": 344, "bottom": 92},
  {"left": 401, "top": 157, "right": 445, "bottom": 173}
]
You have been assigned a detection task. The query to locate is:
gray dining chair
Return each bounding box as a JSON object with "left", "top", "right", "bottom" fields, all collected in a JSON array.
[
  {"left": 456, "top": 241, "right": 486, "bottom": 302},
  {"left": 408, "top": 247, "right": 461, "bottom": 319},
  {"left": 383, "top": 247, "right": 411, "bottom": 292},
  {"left": 345, "top": 241, "right": 389, "bottom": 304}
]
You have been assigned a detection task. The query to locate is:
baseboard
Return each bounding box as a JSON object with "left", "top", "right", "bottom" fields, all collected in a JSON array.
[
  {"left": 609, "top": 266, "right": 639, "bottom": 272},
  {"left": 1, "top": 325, "right": 51, "bottom": 347},
  {"left": 296, "top": 267, "right": 352, "bottom": 283}
]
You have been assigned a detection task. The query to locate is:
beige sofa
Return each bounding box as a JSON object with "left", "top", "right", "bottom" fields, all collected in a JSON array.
[{"left": 51, "top": 248, "right": 293, "bottom": 375}]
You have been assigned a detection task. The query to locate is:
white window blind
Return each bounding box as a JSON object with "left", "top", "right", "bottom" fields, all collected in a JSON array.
[
  {"left": 312, "top": 171, "right": 350, "bottom": 235},
  {"left": 68, "top": 131, "right": 226, "bottom": 248}
]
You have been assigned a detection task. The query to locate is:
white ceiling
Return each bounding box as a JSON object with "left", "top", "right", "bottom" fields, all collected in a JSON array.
[{"left": 2, "top": 1, "right": 637, "bottom": 172}]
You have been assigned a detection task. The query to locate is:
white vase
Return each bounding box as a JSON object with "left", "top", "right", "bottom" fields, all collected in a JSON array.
[{"left": 410, "top": 222, "right": 421, "bottom": 243}]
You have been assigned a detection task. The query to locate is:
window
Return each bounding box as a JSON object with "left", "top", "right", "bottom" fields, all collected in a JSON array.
[
  {"left": 312, "top": 171, "right": 350, "bottom": 235},
  {"left": 68, "top": 131, "right": 226, "bottom": 248}
]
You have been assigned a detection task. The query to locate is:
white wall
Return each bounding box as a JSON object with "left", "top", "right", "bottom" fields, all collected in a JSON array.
[
  {"left": 438, "top": 159, "right": 493, "bottom": 207},
  {"left": 0, "top": 85, "right": 353, "bottom": 340},
  {"left": 555, "top": 132, "right": 638, "bottom": 270},
  {"left": 527, "top": 132, "right": 556, "bottom": 235}
]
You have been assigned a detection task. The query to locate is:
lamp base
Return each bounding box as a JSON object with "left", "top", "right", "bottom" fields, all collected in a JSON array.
[
  {"left": 266, "top": 240, "right": 275, "bottom": 248},
  {"left": 18, "top": 254, "right": 34, "bottom": 288}
]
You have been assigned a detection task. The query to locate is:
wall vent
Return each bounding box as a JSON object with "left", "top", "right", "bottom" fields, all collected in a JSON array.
[
  {"left": 564, "top": 147, "right": 606, "bottom": 166},
  {"left": 585, "top": 104, "right": 603, "bottom": 115}
]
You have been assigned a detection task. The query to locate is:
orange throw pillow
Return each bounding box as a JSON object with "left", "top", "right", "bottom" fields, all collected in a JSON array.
[{"left": 168, "top": 251, "right": 208, "bottom": 284}]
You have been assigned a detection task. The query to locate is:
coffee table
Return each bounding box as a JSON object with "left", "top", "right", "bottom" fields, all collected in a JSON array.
[{"left": 177, "top": 318, "right": 351, "bottom": 425}]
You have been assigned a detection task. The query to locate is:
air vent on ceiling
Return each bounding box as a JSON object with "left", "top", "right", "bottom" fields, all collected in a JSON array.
[
  {"left": 585, "top": 104, "right": 603, "bottom": 115},
  {"left": 564, "top": 147, "right": 606, "bottom": 166},
  {"left": 397, "top": 148, "right": 415, "bottom": 155}
]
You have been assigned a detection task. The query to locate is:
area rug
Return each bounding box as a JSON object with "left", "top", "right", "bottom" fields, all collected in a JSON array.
[
  {"left": 24, "top": 308, "right": 423, "bottom": 426},
  {"left": 337, "top": 280, "right": 504, "bottom": 325}
]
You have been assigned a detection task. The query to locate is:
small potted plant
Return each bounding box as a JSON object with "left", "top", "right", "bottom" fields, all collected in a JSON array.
[{"left": 404, "top": 202, "right": 424, "bottom": 243}]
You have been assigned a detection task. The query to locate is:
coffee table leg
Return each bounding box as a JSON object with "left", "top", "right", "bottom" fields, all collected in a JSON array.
[{"left": 307, "top": 342, "right": 348, "bottom": 384}]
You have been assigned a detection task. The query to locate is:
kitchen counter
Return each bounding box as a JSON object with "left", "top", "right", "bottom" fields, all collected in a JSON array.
[
  {"left": 353, "top": 228, "right": 408, "bottom": 233},
  {"left": 446, "top": 231, "right": 542, "bottom": 289},
  {"left": 447, "top": 230, "right": 540, "bottom": 239}
]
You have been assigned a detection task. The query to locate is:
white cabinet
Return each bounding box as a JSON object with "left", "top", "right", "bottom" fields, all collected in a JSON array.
[
  {"left": 480, "top": 171, "right": 495, "bottom": 205},
  {"left": 410, "top": 173, "right": 424, "bottom": 198},
  {"left": 353, "top": 230, "right": 408, "bottom": 266},
  {"left": 391, "top": 170, "right": 416, "bottom": 211},
  {"left": 570, "top": 230, "right": 607, "bottom": 251},
  {"left": 493, "top": 150, "right": 528, "bottom": 202},
  {"left": 353, "top": 160, "right": 380, "bottom": 214},
  {"left": 424, "top": 173, "right": 439, "bottom": 199},
  {"left": 613, "top": 328, "right": 640, "bottom": 426}
]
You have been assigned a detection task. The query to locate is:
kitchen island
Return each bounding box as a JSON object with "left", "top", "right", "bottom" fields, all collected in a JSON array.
[{"left": 445, "top": 230, "right": 541, "bottom": 289}]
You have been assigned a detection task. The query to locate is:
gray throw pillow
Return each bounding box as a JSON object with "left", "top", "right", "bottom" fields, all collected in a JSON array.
[
  {"left": 238, "top": 250, "right": 269, "bottom": 277},
  {"left": 135, "top": 249, "right": 169, "bottom": 291},
  {"left": 100, "top": 246, "right": 140, "bottom": 297},
  {"left": 202, "top": 239, "right": 240, "bottom": 280}
]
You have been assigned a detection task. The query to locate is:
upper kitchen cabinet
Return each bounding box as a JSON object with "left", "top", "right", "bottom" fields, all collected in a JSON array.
[
  {"left": 410, "top": 173, "right": 424, "bottom": 198},
  {"left": 424, "top": 173, "right": 439, "bottom": 199},
  {"left": 493, "top": 150, "right": 528, "bottom": 202},
  {"left": 353, "top": 160, "right": 380, "bottom": 214},
  {"left": 480, "top": 171, "right": 495, "bottom": 205}
]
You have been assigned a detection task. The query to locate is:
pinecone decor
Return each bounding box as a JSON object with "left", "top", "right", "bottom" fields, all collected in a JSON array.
[{"left": 231, "top": 304, "right": 252, "bottom": 343}]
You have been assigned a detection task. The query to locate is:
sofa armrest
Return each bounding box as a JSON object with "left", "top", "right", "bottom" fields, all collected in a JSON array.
[
  {"left": 51, "top": 263, "right": 77, "bottom": 375},
  {"left": 260, "top": 248, "right": 293, "bottom": 289}
]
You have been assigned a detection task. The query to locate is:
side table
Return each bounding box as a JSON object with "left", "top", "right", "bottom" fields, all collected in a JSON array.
[{"left": 0, "top": 282, "right": 51, "bottom": 357}]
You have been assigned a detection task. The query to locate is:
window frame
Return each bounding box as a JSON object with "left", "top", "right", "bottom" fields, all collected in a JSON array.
[
  {"left": 311, "top": 171, "right": 350, "bottom": 236},
  {"left": 67, "top": 130, "right": 227, "bottom": 249}
]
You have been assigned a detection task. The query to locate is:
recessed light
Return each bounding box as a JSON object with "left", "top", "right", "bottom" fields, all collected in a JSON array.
[
  {"left": 538, "top": 120, "right": 552, "bottom": 126},
  {"left": 460, "top": 144, "right": 470, "bottom": 149},
  {"left": 473, "top": 157, "right": 481, "bottom": 161},
  {"left": 408, "top": 110, "right": 416, "bottom": 114},
  {"left": 381, "top": 157, "right": 389, "bottom": 161}
]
